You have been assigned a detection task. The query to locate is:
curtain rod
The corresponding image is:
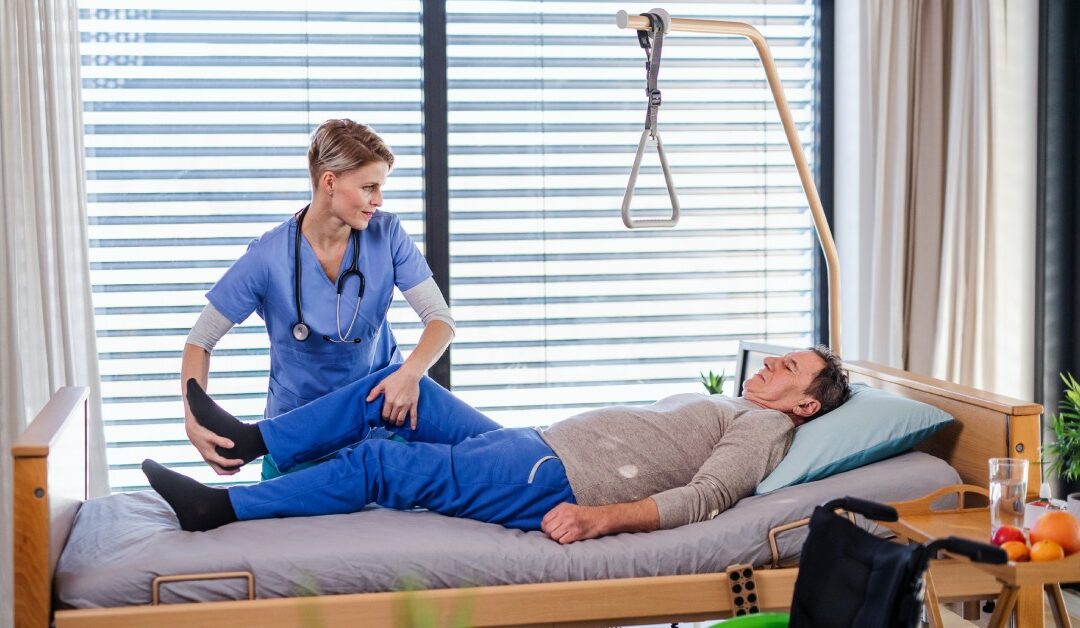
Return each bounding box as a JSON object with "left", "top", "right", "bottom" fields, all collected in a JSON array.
[{"left": 617, "top": 10, "right": 842, "bottom": 353}]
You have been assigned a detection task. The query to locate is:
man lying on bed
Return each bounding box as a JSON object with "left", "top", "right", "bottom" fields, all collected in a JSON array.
[{"left": 144, "top": 345, "right": 849, "bottom": 543}]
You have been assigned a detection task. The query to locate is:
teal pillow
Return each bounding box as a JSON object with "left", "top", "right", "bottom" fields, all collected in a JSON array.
[{"left": 755, "top": 383, "right": 954, "bottom": 494}]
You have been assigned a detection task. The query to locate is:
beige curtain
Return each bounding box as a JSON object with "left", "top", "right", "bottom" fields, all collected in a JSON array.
[
  {"left": 0, "top": 0, "right": 109, "bottom": 623},
  {"left": 855, "top": 0, "right": 1036, "bottom": 397}
]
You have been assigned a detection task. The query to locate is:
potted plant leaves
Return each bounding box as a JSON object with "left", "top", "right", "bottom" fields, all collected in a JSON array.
[
  {"left": 700, "top": 369, "right": 727, "bottom": 395},
  {"left": 1043, "top": 373, "right": 1080, "bottom": 490}
]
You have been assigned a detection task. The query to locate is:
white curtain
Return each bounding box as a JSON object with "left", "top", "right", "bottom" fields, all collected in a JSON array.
[
  {"left": 839, "top": 0, "right": 1036, "bottom": 398},
  {"left": 0, "top": 0, "right": 108, "bottom": 624}
]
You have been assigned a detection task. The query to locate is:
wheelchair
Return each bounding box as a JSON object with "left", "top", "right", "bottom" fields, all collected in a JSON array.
[{"left": 718, "top": 496, "right": 1007, "bottom": 627}]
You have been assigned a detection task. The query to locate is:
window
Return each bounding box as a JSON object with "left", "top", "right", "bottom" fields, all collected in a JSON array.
[
  {"left": 445, "top": 1, "right": 819, "bottom": 426},
  {"left": 80, "top": 0, "right": 821, "bottom": 489},
  {"left": 80, "top": 2, "right": 425, "bottom": 490}
]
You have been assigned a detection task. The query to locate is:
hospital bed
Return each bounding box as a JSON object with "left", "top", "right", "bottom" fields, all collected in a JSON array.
[{"left": 13, "top": 346, "right": 1043, "bottom": 627}]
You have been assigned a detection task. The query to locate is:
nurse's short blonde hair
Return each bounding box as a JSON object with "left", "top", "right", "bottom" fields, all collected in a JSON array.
[{"left": 308, "top": 119, "right": 395, "bottom": 186}]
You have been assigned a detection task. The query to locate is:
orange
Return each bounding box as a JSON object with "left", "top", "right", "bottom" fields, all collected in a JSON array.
[
  {"left": 1030, "top": 539, "right": 1065, "bottom": 562},
  {"left": 1000, "top": 540, "right": 1030, "bottom": 562},
  {"left": 1030, "top": 511, "right": 1080, "bottom": 555}
]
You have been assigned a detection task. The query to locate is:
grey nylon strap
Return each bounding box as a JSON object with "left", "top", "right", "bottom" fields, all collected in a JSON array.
[{"left": 639, "top": 12, "right": 666, "bottom": 134}]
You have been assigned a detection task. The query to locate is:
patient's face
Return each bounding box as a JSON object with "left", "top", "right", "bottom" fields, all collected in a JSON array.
[{"left": 743, "top": 350, "right": 826, "bottom": 418}]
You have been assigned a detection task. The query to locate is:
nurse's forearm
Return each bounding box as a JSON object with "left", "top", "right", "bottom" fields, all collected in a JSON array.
[
  {"left": 400, "top": 320, "right": 454, "bottom": 377},
  {"left": 181, "top": 343, "right": 212, "bottom": 423}
]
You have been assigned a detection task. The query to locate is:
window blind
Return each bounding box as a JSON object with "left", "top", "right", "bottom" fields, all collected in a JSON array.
[
  {"left": 79, "top": 1, "right": 425, "bottom": 490},
  {"left": 445, "top": 0, "right": 819, "bottom": 427}
]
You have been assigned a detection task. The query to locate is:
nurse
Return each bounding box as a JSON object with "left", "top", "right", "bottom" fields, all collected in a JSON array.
[{"left": 181, "top": 119, "right": 473, "bottom": 479}]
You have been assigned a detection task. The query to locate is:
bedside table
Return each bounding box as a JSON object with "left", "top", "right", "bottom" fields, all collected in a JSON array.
[{"left": 885, "top": 484, "right": 1077, "bottom": 628}]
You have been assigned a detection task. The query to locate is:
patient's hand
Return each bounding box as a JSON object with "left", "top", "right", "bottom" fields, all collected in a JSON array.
[
  {"left": 541, "top": 503, "right": 608, "bottom": 544},
  {"left": 542, "top": 499, "right": 661, "bottom": 544}
]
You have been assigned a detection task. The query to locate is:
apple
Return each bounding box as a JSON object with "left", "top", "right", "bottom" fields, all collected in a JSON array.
[{"left": 991, "top": 525, "right": 1026, "bottom": 546}]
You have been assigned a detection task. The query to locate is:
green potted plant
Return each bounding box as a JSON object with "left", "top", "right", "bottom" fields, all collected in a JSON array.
[
  {"left": 700, "top": 369, "right": 727, "bottom": 395},
  {"left": 1043, "top": 373, "right": 1080, "bottom": 484}
]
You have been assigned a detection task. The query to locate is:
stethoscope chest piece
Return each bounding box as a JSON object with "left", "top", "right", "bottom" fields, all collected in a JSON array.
[{"left": 292, "top": 322, "right": 310, "bottom": 342}]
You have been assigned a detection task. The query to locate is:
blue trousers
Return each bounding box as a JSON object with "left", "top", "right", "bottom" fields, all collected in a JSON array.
[{"left": 228, "top": 365, "right": 576, "bottom": 531}]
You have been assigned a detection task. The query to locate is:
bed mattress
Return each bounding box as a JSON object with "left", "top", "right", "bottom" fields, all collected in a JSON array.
[{"left": 55, "top": 451, "right": 959, "bottom": 607}]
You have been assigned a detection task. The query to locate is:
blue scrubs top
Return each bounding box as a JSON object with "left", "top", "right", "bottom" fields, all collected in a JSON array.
[{"left": 206, "top": 210, "right": 432, "bottom": 419}]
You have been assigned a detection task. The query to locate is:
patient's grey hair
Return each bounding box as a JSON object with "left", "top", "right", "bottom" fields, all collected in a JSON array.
[
  {"left": 308, "top": 119, "right": 395, "bottom": 186},
  {"left": 804, "top": 344, "right": 849, "bottom": 419}
]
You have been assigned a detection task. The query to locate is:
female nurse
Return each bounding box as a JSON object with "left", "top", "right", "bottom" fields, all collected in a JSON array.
[{"left": 180, "top": 119, "right": 472, "bottom": 479}]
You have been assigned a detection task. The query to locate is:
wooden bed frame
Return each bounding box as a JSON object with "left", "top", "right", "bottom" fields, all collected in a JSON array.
[{"left": 12, "top": 351, "right": 1043, "bottom": 627}]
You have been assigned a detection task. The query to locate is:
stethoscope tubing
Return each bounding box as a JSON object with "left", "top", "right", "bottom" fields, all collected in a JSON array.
[{"left": 292, "top": 206, "right": 365, "bottom": 343}]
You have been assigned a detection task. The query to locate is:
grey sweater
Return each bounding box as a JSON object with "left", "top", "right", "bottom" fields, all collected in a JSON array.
[{"left": 539, "top": 394, "right": 794, "bottom": 530}]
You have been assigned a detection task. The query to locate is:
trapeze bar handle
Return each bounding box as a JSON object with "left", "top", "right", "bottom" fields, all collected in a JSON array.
[{"left": 621, "top": 127, "right": 680, "bottom": 229}]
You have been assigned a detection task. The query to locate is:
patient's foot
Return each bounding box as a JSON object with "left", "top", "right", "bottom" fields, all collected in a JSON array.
[
  {"left": 143, "top": 459, "right": 237, "bottom": 532},
  {"left": 186, "top": 378, "right": 267, "bottom": 465}
]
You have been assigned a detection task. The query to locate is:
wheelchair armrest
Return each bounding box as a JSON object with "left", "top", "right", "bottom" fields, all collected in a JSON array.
[
  {"left": 823, "top": 497, "right": 899, "bottom": 522},
  {"left": 931, "top": 536, "right": 1008, "bottom": 565}
]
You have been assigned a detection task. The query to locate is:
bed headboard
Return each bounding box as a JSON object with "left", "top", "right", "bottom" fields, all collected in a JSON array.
[
  {"left": 735, "top": 342, "right": 1043, "bottom": 496},
  {"left": 12, "top": 386, "right": 89, "bottom": 628}
]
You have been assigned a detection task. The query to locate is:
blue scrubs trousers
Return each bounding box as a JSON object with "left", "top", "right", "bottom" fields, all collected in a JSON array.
[{"left": 228, "top": 366, "right": 576, "bottom": 531}]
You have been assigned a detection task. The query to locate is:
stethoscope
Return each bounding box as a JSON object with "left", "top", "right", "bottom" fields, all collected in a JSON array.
[{"left": 291, "top": 206, "right": 366, "bottom": 343}]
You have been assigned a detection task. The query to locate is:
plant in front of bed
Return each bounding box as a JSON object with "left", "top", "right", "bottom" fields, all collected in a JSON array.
[
  {"left": 395, "top": 576, "right": 475, "bottom": 628},
  {"left": 1043, "top": 372, "right": 1080, "bottom": 484},
  {"left": 700, "top": 369, "right": 727, "bottom": 395}
]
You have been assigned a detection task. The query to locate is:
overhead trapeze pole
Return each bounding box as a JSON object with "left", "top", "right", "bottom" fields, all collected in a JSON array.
[{"left": 617, "top": 9, "right": 842, "bottom": 352}]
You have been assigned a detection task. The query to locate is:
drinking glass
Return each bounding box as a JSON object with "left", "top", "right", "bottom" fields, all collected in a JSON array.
[{"left": 989, "top": 458, "right": 1029, "bottom": 534}]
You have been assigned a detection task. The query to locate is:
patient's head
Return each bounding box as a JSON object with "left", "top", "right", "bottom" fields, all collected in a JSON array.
[{"left": 742, "top": 345, "right": 850, "bottom": 425}]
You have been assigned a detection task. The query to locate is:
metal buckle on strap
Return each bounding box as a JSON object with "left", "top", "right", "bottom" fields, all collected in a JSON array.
[{"left": 621, "top": 9, "right": 680, "bottom": 230}]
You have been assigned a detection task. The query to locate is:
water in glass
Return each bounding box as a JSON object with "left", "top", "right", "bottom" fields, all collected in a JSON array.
[{"left": 989, "top": 458, "right": 1028, "bottom": 534}]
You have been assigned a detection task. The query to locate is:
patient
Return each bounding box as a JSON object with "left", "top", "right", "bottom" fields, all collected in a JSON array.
[{"left": 144, "top": 346, "right": 849, "bottom": 543}]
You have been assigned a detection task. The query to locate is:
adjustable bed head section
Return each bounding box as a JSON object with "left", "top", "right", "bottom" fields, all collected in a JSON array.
[
  {"left": 14, "top": 361, "right": 1041, "bottom": 627},
  {"left": 12, "top": 387, "right": 89, "bottom": 628},
  {"left": 845, "top": 359, "right": 1042, "bottom": 496},
  {"left": 735, "top": 342, "right": 1043, "bottom": 499}
]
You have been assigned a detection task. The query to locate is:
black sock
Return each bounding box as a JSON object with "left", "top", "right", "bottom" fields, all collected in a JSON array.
[
  {"left": 186, "top": 378, "right": 267, "bottom": 465},
  {"left": 142, "top": 459, "right": 237, "bottom": 532}
]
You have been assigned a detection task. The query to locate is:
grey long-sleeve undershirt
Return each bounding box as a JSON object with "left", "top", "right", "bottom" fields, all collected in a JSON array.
[
  {"left": 185, "top": 276, "right": 454, "bottom": 352},
  {"left": 539, "top": 394, "right": 794, "bottom": 530}
]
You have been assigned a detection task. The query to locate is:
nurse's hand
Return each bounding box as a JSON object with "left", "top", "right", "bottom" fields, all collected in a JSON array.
[
  {"left": 366, "top": 368, "right": 422, "bottom": 429},
  {"left": 186, "top": 420, "right": 244, "bottom": 475}
]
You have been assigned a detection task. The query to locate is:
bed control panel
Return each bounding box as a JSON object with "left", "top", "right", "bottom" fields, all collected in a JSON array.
[{"left": 724, "top": 563, "right": 760, "bottom": 616}]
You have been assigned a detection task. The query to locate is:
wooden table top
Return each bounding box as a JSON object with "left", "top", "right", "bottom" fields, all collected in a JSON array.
[
  {"left": 884, "top": 507, "right": 1080, "bottom": 587},
  {"left": 888, "top": 508, "right": 990, "bottom": 545}
]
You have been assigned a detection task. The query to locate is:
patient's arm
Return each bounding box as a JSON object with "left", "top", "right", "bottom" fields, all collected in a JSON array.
[{"left": 540, "top": 498, "right": 659, "bottom": 544}]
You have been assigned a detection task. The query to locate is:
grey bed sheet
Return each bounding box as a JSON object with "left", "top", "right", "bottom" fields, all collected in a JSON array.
[{"left": 56, "top": 451, "right": 959, "bottom": 608}]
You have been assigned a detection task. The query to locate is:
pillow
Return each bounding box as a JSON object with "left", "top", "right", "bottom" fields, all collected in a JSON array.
[{"left": 755, "top": 383, "right": 954, "bottom": 494}]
